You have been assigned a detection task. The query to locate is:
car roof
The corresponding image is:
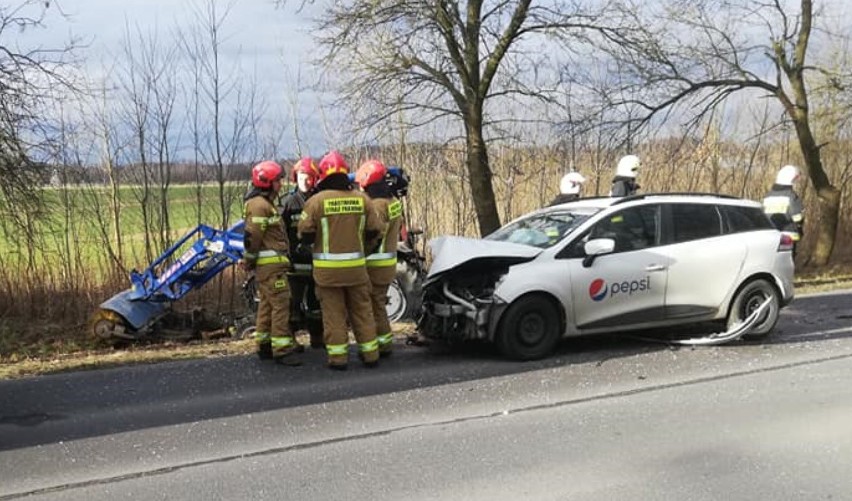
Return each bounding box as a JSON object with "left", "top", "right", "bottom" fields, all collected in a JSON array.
[{"left": 545, "top": 192, "right": 763, "bottom": 211}]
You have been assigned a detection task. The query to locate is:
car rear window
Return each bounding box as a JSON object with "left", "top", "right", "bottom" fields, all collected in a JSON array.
[
  {"left": 670, "top": 203, "right": 722, "bottom": 243},
  {"left": 720, "top": 205, "right": 775, "bottom": 233}
]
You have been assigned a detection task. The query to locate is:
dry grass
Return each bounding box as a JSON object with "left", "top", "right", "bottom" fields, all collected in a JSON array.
[
  {"left": 793, "top": 265, "right": 852, "bottom": 294},
  {"left": 0, "top": 325, "right": 420, "bottom": 380},
  {"left": 0, "top": 339, "right": 255, "bottom": 380},
  {"left": 2, "top": 275, "right": 850, "bottom": 380},
  {"left": 1, "top": 265, "right": 850, "bottom": 380}
]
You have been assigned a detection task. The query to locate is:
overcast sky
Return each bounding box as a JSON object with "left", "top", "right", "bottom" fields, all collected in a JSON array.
[
  {"left": 33, "top": 0, "right": 330, "bottom": 158},
  {"left": 57, "top": 0, "right": 319, "bottom": 69},
  {"left": 20, "top": 0, "right": 852, "bottom": 163}
]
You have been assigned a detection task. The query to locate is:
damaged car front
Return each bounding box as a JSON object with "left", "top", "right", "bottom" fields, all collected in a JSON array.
[{"left": 417, "top": 208, "right": 599, "bottom": 351}]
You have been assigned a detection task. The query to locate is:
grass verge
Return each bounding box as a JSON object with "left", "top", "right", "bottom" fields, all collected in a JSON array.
[
  {"left": 1, "top": 269, "right": 849, "bottom": 380},
  {"left": 0, "top": 339, "right": 255, "bottom": 380}
]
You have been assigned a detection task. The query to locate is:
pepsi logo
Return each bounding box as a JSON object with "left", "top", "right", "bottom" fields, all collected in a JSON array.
[{"left": 589, "top": 278, "right": 608, "bottom": 301}]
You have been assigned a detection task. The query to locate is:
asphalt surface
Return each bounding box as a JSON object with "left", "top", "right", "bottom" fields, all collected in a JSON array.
[{"left": 1, "top": 290, "right": 851, "bottom": 499}]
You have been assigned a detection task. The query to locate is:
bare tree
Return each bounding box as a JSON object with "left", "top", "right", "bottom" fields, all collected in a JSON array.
[
  {"left": 0, "top": 1, "right": 79, "bottom": 231},
  {"left": 182, "top": 0, "right": 261, "bottom": 229},
  {"left": 594, "top": 0, "right": 849, "bottom": 265},
  {"left": 315, "top": 0, "right": 611, "bottom": 236},
  {"left": 147, "top": 34, "right": 181, "bottom": 251},
  {"left": 117, "top": 20, "right": 156, "bottom": 261}
]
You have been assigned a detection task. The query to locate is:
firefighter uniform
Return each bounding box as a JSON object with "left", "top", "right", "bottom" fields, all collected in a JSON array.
[
  {"left": 298, "top": 177, "right": 385, "bottom": 369},
  {"left": 244, "top": 190, "right": 295, "bottom": 361},
  {"left": 763, "top": 184, "right": 804, "bottom": 256},
  {"left": 609, "top": 176, "right": 639, "bottom": 197},
  {"left": 366, "top": 196, "right": 404, "bottom": 356},
  {"left": 280, "top": 189, "right": 323, "bottom": 348},
  {"left": 609, "top": 155, "right": 641, "bottom": 197},
  {"left": 548, "top": 193, "right": 579, "bottom": 206}
]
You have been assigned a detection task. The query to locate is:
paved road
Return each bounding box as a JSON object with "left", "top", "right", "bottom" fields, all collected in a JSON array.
[{"left": 1, "top": 290, "right": 851, "bottom": 500}]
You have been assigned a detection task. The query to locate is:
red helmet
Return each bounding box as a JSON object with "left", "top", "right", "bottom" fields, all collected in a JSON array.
[
  {"left": 317, "top": 150, "right": 349, "bottom": 182},
  {"left": 355, "top": 159, "right": 387, "bottom": 188},
  {"left": 290, "top": 157, "right": 319, "bottom": 185},
  {"left": 251, "top": 160, "right": 283, "bottom": 189}
]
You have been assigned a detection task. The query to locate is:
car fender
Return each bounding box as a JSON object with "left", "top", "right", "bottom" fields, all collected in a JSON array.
[
  {"left": 491, "top": 260, "right": 575, "bottom": 339},
  {"left": 721, "top": 231, "right": 795, "bottom": 316}
]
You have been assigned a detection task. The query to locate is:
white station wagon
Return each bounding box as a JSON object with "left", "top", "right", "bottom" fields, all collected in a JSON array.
[{"left": 418, "top": 194, "right": 795, "bottom": 360}]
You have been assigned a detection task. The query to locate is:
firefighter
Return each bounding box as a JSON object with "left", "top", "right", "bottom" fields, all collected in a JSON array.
[
  {"left": 280, "top": 157, "right": 324, "bottom": 349},
  {"left": 548, "top": 171, "right": 586, "bottom": 206},
  {"left": 763, "top": 164, "right": 805, "bottom": 257},
  {"left": 609, "top": 155, "right": 641, "bottom": 197},
  {"left": 356, "top": 159, "right": 404, "bottom": 357},
  {"left": 242, "top": 160, "right": 300, "bottom": 365},
  {"left": 297, "top": 151, "right": 386, "bottom": 370}
]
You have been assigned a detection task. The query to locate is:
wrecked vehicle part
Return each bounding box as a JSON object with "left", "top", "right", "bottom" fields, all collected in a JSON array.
[
  {"left": 426, "top": 236, "right": 541, "bottom": 281},
  {"left": 672, "top": 297, "right": 772, "bottom": 346},
  {"left": 419, "top": 262, "right": 511, "bottom": 343}
]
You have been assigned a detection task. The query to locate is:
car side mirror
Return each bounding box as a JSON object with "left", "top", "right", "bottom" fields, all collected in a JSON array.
[{"left": 582, "top": 238, "right": 615, "bottom": 268}]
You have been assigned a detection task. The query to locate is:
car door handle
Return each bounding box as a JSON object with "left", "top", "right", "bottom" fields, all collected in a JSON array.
[{"left": 645, "top": 264, "right": 667, "bottom": 272}]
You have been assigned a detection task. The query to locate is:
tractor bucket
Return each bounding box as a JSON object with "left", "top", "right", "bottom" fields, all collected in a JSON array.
[{"left": 95, "top": 290, "right": 168, "bottom": 337}]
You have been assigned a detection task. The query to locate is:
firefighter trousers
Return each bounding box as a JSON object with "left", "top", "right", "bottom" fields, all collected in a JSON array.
[
  {"left": 287, "top": 272, "right": 324, "bottom": 346},
  {"left": 316, "top": 282, "right": 379, "bottom": 366},
  {"left": 255, "top": 263, "right": 294, "bottom": 357},
  {"left": 369, "top": 281, "right": 393, "bottom": 353}
]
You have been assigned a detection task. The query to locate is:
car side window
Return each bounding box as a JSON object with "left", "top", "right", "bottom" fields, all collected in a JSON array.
[
  {"left": 670, "top": 204, "right": 722, "bottom": 243},
  {"left": 720, "top": 205, "right": 774, "bottom": 233},
  {"left": 585, "top": 205, "right": 660, "bottom": 254}
]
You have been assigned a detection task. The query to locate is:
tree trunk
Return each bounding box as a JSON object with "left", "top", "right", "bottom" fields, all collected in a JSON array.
[
  {"left": 465, "top": 111, "right": 501, "bottom": 236},
  {"left": 792, "top": 116, "right": 839, "bottom": 266},
  {"left": 812, "top": 185, "right": 840, "bottom": 266}
]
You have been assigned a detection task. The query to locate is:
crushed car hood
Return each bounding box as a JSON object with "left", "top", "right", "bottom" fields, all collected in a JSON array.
[{"left": 427, "top": 236, "right": 542, "bottom": 280}]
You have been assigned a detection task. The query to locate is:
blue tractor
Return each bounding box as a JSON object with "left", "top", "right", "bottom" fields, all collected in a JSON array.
[
  {"left": 91, "top": 221, "right": 250, "bottom": 342},
  {"left": 92, "top": 216, "right": 426, "bottom": 343}
]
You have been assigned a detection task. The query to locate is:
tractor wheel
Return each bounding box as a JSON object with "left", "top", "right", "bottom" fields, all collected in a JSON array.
[{"left": 90, "top": 309, "right": 130, "bottom": 347}]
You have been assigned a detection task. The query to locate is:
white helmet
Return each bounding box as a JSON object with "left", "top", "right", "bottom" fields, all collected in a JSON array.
[
  {"left": 616, "top": 155, "right": 640, "bottom": 178},
  {"left": 775, "top": 165, "right": 800, "bottom": 186},
  {"left": 559, "top": 172, "right": 586, "bottom": 195}
]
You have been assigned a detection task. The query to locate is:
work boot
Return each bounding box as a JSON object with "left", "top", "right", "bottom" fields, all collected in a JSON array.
[
  {"left": 272, "top": 335, "right": 302, "bottom": 365},
  {"left": 274, "top": 352, "right": 303, "bottom": 367},
  {"left": 358, "top": 351, "right": 380, "bottom": 368},
  {"left": 256, "top": 342, "right": 273, "bottom": 360},
  {"left": 377, "top": 333, "right": 393, "bottom": 358}
]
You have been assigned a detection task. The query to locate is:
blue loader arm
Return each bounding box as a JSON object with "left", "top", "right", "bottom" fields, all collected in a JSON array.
[{"left": 127, "top": 220, "right": 246, "bottom": 302}]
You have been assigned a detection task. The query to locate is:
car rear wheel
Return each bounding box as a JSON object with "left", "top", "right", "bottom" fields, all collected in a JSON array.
[
  {"left": 496, "top": 294, "right": 561, "bottom": 360},
  {"left": 726, "top": 278, "right": 781, "bottom": 339}
]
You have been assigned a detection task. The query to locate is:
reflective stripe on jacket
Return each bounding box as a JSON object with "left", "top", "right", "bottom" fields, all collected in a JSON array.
[
  {"left": 243, "top": 194, "right": 289, "bottom": 268},
  {"left": 762, "top": 185, "right": 804, "bottom": 239},
  {"left": 298, "top": 189, "right": 385, "bottom": 287},
  {"left": 366, "top": 197, "right": 403, "bottom": 285}
]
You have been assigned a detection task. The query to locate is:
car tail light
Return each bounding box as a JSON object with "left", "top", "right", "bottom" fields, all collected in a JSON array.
[{"left": 778, "top": 233, "right": 794, "bottom": 252}]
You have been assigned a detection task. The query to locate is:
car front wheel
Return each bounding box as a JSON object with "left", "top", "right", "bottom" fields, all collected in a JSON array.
[
  {"left": 496, "top": 294, "right": 562, "bottom": 360},
  {"left": 726, "top": 278, "right": 781, "bottom": 339}
]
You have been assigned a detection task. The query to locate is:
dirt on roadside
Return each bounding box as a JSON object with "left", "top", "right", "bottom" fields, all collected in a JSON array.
[{"left": 1, "top": 266, "right": 850, "bottom": 380}]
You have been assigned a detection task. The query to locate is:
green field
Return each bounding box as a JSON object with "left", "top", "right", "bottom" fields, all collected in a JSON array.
[{"left": 0, "top": 183, "right": 259, "bottom": 281}]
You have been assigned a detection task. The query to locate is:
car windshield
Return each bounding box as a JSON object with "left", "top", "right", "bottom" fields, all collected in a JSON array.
[{"left": 485, "top": 209, "right": 598, "bottom": 249}]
